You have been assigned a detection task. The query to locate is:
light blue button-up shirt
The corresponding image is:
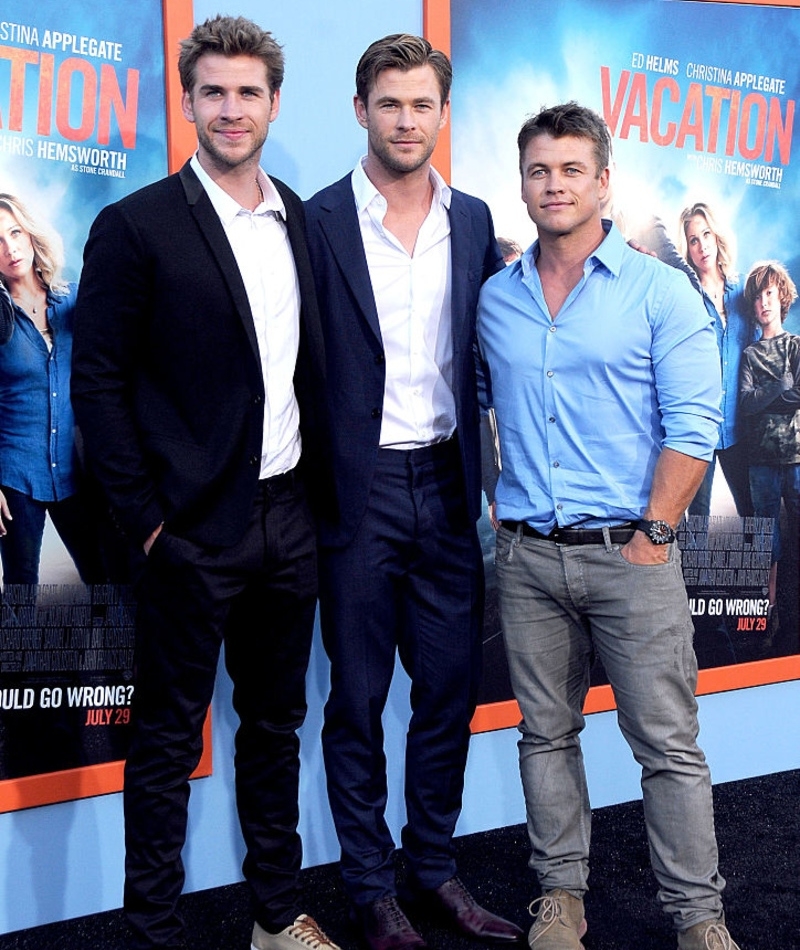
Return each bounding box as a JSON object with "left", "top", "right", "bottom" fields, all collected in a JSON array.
[
  {"left": 477, "top": 222, "right": 721, "bottom": 532},
  {"left": 0, "top": 284, "right": 78, "bottom": 501},
  {"left": 699, "top": 278, "right": 754, "bottom": 450}
]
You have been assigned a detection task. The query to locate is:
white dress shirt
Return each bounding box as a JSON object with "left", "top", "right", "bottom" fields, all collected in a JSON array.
[
  {"left": 352, "top": 157, "right": 455, "bottom": 449},
  {"left": 191, "top": 154, "right": 301, "bottom": 478}
]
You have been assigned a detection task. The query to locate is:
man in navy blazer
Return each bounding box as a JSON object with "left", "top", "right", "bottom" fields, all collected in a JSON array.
[
  {"left": 72, "top": 16, "right": 336, "bottom": 950},
  {"left": 305, "top": 35, "right": 521, "bottom": 950}
]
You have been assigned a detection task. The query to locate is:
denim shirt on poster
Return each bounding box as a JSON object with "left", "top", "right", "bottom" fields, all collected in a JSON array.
[
  {"left": 700, "top": 278, "right": 755, "bottom": 450},
  {"left": 0, "top": 283, "right": 78, "bottom": 501}
]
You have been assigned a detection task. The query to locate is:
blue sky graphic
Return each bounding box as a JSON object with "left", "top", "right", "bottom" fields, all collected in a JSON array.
[
  {"left": 451, "top": 0, "right": 800, "bottom": 329},
  {"left": 0, "top": 0, "right": 167, "bottom": 280}
]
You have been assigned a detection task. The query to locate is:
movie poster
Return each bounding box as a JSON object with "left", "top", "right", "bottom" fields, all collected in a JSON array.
[
  {"left": 448, "top": 0, "right": 800, "bottom": 713},
  {"left": 0, "top": 2, "right": 168, "bottom": 808}
]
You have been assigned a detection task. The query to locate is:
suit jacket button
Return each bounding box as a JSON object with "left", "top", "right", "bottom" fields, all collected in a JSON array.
[
  {"left": 371, "top": 408, "right": 382, "bottom": 419},
  {"left": 249, "top": 455, "right": 259, "bottom": 466},
  {"left": 375, "top": 353, "right": 385, "bottom": 364},
  {"left": 253, "top": 395, "right": 263, "bottom": 405}
]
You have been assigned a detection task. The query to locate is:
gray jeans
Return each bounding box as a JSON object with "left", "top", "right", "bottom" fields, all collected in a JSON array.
[{"left": 495, "top": 525, "right": 725, "bottom": 930}]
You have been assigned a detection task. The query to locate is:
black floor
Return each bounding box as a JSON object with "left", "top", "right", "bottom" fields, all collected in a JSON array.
[{"left": 2, "top": 769, "right": 797, "bottom": 949}]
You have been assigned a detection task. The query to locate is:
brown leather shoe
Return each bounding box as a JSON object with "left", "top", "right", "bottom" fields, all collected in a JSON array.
[
  {"left": 423, "top": 876, "right": 523, "bottom": 943},
  {"left": 356, "top": 896, "right": 429, "bottom": 950}
]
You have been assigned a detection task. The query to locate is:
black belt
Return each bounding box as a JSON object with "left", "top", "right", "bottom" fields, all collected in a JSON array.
[
  {"left": 499, "top": 520, "right": 637, "bottom": 545},
  {"left": 258, "top": 467, "right": 298, "bottom": 495}
]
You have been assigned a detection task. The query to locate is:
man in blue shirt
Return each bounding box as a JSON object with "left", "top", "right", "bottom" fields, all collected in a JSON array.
[{"left": 477, "top": 103, "right": 740, "bottom": 950}]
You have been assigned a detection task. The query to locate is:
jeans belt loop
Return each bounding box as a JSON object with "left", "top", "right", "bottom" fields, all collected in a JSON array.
[{"left": 602, "top": 524, "right": 613, "bottom": 553}]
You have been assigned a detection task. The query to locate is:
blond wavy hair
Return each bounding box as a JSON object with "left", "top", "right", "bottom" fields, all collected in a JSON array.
[
  {"left": 678, "top": 202, "right": 735, "bottom": 282},
  {"left": 0, "top": 193, "right": 67, "bottom": 294}
]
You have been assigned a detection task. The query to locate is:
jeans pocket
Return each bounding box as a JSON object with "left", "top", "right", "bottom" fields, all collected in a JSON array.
[{"left": 613, "top": 541, "right": 680, "bottom": 571}]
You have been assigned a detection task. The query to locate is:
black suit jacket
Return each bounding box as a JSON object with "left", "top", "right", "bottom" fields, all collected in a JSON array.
[
  {"left": 305, "top": 173, "right": 503, "bottom": 547},
  {"left": 72, "top": 161, "right": 331, "bottom": 547}
]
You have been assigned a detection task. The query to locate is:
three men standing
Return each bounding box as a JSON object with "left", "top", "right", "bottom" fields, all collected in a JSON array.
[
  {"left": 477, "top": 103, "right": 740, "bottom": 950},
  {"left": 73, "top": 16, "right": 336, "bottom": 950},
  {"left": 305, "top": 34, "right": 521, "bottom": 950},
  {"left": 72, "top": 12, "right": 742, "bottom": 950}
]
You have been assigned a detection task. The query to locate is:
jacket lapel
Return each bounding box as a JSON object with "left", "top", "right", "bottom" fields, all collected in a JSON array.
[
  {"left": 178, "top": 162, "right": 262, "bottom": 363},
  {"left": 317, "top": 180, "right": 382, "bottom": 344},
  {"left": 447, "top": 192, "right": 472, "bottom": 376},
  {"left": 272, "top": 176, "right": 327, "bottom": 384}
]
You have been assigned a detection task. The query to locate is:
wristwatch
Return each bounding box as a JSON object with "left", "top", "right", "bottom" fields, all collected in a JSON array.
[{"left": 636, "top": 519, "right": 675, "bottom": 545}]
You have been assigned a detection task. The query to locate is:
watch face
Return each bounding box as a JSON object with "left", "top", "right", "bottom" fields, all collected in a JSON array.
[{"left": 647, "top": 520, "right": 674, "bottom": 544}]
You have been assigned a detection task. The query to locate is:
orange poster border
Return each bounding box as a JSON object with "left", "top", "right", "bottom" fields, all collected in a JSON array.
[
  {"left": 0, "top": 718, "right": 211, "bottom": 813},
  {"left": 165, "top": 0, "right": 197, "bottom": 172},
  {"left": 0, "top": 0, "right": 206, "bottom": 814},
  {"left": 471, "top": 656, "right": 800, "bottom": 732},
  {"left": 421, "top": 0, "right": 800, "bottom": 732}
]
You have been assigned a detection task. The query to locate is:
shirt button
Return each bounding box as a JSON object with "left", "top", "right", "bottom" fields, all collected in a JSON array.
[
  {"left": 548, "top": 416, "right": 555, "bottom": 423},
  {"left": 549, "top": 325, "right": 556, "bottom": 332},
  {"left": 546, "top": 371, "right": 554, "bottom": 378},
  {"left": 556, "top": 504, "right": 563, "bottom": 511},
  {"left": 553, "top": 461, "right": 560, "bottom": 468}
]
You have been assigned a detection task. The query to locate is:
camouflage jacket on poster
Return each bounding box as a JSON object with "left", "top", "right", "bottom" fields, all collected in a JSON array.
[{"left": 740, "top": 331, "right": 800, "bottom": 464}]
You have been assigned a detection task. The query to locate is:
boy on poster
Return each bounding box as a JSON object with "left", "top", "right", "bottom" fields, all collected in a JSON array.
[{"left": 739, "top": 261, "right": 800, "bottom": 621}]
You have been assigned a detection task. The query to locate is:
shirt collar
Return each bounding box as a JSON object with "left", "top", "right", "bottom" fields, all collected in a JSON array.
[
  {"left": 522, "top": 218, "right": 622, "bottom": 278},
  {"left": 351, "top": 155, "right": 452, "bottom": 215},
  {"left": 190, "top": 153, "right": 286, "bottom": 225}
]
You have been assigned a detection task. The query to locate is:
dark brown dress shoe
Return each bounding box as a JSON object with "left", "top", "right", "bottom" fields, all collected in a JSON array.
[
  {"left": 423, "top": 877, "right": 523, "bottom": 943},
  {"left": 356, "top": 896, "right": 429, "bottom": 950}
]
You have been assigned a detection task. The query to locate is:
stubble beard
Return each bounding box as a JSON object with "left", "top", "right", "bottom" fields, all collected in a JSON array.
[
  {"left": 370, "top": 132, "right": 436, "bottom": 177},
  {"left": 196, "top": 124, "right": 267, "bottom": 173}
]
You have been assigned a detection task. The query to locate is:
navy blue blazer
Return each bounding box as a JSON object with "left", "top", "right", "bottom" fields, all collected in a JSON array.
[
  {"left": 73, "top": 162, "right": 332, "bottom": 547},
  {"left": 305, "top": 172, "right": 503, "bottom": 547}
]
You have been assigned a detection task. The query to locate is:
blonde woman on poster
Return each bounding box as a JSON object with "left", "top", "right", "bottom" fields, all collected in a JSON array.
[
  {"left": 0, "top": 194, "right": 104, "bottom": 587},
  {"left": 680, "top": 202, "right": 754, "bottom": 517}
]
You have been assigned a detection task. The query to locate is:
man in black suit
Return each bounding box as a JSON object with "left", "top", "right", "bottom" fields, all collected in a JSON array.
[
  {"left": 305, "top": 35, "right": 522, "bottom": 950},
  {"left": 72, "top": 16, "right": 336, "bottom": 950}
]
